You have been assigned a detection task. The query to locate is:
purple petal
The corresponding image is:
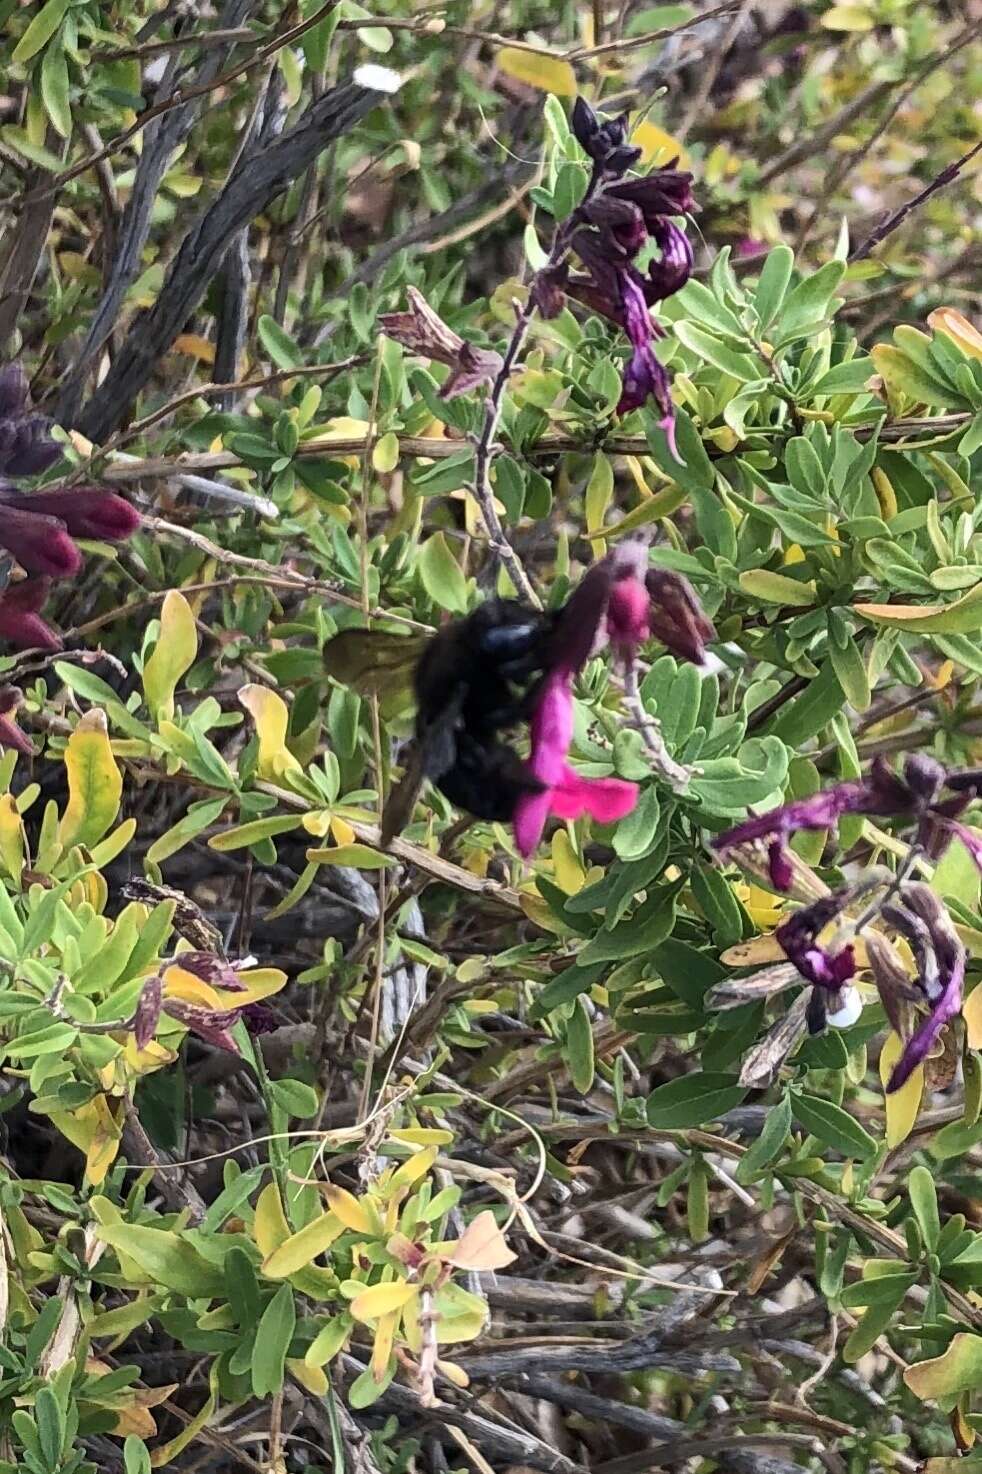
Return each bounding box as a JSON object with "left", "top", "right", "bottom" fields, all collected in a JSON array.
[
  {"left": 645, "top": 568, "right": 715, "bottom": 665},
  {"left": 133, "top": 974, "right": 163, "bottom": 1050},
  {"left": 0, "top": 503, "right": 82, "bottom": 578},
  {"left": 548, "top": 767, "right": 638, "bottom": 823},
  {"left": 3, "top": 487, "right": 140, "bottom": 542},
  {"left": 0, "top": 578, "right": 60, "bottom": 650}
]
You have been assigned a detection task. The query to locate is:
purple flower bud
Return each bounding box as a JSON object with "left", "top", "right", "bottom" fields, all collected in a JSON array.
[
  {"left": 242, "top": 1001, "right": 278, "bottom": 1036},
  {"left": 0, "top": 415, "right": 61, "bottom": 477},
  {"left": 0, "top": 503, "right": 82, "bottom": 578},
  {"left": 0, "top": 686, "right": 33, "bottom": 754},
  {"left": 133, "top": 974, "right": 163, "bottom": 1050},
  {"left": 0, "top": 578, "right": 60, "bottom": 651},
  {"left": 3, "top": 488, "right": 141, "bottom": 542},
  {"left": 865, "top": 931, "right": 916, "bottom": 1039},
  {"left": 570, "top": 98, "right": 640, "bottom": 174}
]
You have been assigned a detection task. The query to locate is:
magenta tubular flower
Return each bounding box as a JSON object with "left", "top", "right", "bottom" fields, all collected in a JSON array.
[
  {"left": 2, "top": 487, "right": 141, "bottom": 543},
  {"left": 776, "top": 891, "right": 858, "bottom": 993},
  {"left": 530, "top": 101, "right": 695, "bottom": 459},
  {"left": 512, "top": 545, "right": 714, "bottom": 855},
  {"left": 0, "top": 687, "right": 33, "bottom": 754},
  {"left": 714, "top": 753, "right": 982, "bottom": 894},
  {"left": 0, "top": 503, "right": 83, "bottom": 578},
  {"left": 0, "top": 579, "right": 60, "bottom": 651}
]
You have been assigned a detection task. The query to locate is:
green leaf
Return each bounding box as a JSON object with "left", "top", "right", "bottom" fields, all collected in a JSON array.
[
  {"left": 208, "top": 816, "right": 301, "bottom": 852},
  {"left": 735, "top": 1092, "right": 792, "bottom": 1183},
  {"left": 646, "top": 408, "right": 714, "bottom": 493},
  {"left": 842, "top": 1283, "right": 910, "bottom": 1362},
  {"left": 40, "top": 42, "right": 71, "bottom": 139},
  {"left": 674, "top": 321, "right": 762, "bottom": 381},
  {"left": 791, "top": 1091, "right": 876, "bottom": 1161},
  {"left": 417, "top": 532, "right": 469, "bottom": 613},
  {"left": 828, "top": 632, "right": 871, "bottom": 711},
  {"left": 646, "top": 1072, "right": 746, "bottom": 1129},
  {"left": 95, "top": 1225, "right": 225, "bottom": 1297},
  {"left": 12, "top": 0, "right": 70, "bottom": 61},
  {"left": 738, "top": 568, "right": 815, "bottom": 607},
  {"left": 257, "top": 315, "right": 302, "bottom": 370},
  {"left": 251, "top": 1283, "right": 296, "bottom": 1396},
  {"left": 840, "top": 1270, "right": 918, "bottom": 1308},
  {"left": 776, "top": 260, "right": 846, "bottom": 342},
  {"left": 146, "top": 797, "right": 229, "bottom": 864},
  {"left": 811, "top": 358, "right": 875, "bottom": 395},
  {"left": 908, "top": 1164, "right": 940, "bottom": 1250},
  {"left": 564, "top": 996, "right": 595, "bottom": 1094},
  {"left": 754, "top": 245, "right": 794, "bottom": 330},
  {"left": 765, "top": 663, "right": 843, "bottom": 746}
]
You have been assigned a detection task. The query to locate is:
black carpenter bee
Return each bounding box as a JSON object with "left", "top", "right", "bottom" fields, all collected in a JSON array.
[{"left": 324, "top": 600, "right": 558, "bottom": 844}]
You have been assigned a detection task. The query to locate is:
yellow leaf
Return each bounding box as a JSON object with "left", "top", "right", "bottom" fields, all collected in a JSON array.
[
  {"left": 306, "top": 843, "right": 394, "bottom": 869},
  {"left": 389, "top": 1128, "right": 453, "bottom": 1147},
  {"left": 0, "top": 793, "right": 24, "bottom": 880},
  {"left": 904, "top": 1333, "right": 982, "bottom": 1402},
  {"left": 58, "top": 711, "right": 123, "bottom": 851},
  {"left": 253, "top": 1182, "right": 291, "bottom": 1257},
  {"left": 371, "top": 1309, "right": 399, "bottom": 1381},
  {"left": 287, "top": 1357, "right": 328, "bottom": 1395},
  {"left": 262, "top": 1213, "right": 344, "bottom": 1279},
  {"left": 929, "top": 307, "right": 982, "bottom": 362},
  {"left": 161, "top": 966, "right": 223, "bottom": 1011},
  {"left": 497, "top": 46, "right": 576, "bottom": 96},
  {"left": 213, "top": 967, "right": 288, "bottom": 1008},
  {"left": 632, "top": 119, "right": 688, "bottom": 168},
  {"left": 171, "top": 334, "right": 216, "bottom": 364},
  {"left": 551, "top": 830, "right": 586, "bottom": 894},
  {"left": 964, "top": 985, "right": 982, "bottom": 1050},
  {"left": 879, "top": 1033, "right": 923, "bottom": 1147},
  {"left": 448, "top": 1210, "right": 517, "bottom": 1272},
  {"left": 111, "top": 1403, "right": 158, "bottom": 1439},
  {"left": 305, "top": 1315, "right": 352, "bottom": 1367},
  {"left": 239, "top": 685, "right": 303, "bottom": 780},
  {"left": 322, "top": 1185, "right": 373, "bottom": 1234},
  {"left": 388, "top": 1145, "right": 438, "bottom": 1191},
  {"left": 436, "top": 1358, "right": 470, "bottom": 1389},
  {"left": 85, "top": 1096, "right": 122, "bottom": 1187},
  {"left": 822, "top": 4, "right": 875, "bottom": 29},
  {"left": 143, "top": 591, "right": 199, "bottom": 723},
  {"left": 330, "top": 815, "right": 356, "bottom": 846},
  {"left": 372, "top": 431, "right": 400, "bottom": 473},
  {"left": 720, "top": 936, "right": 786, "bottom": 966},
  {"left": 302, "top": 809, "right": 333, "bottom": 837},
  {"left": 350, "top": 1280, "right": 418, "bottom": 1322}
]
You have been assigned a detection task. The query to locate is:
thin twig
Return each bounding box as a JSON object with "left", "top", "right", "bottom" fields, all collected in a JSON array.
[
  {"left": 850, "top": 137, "right": 982, "bottom": 262},
  {"left": 623, "top": 664, "right": 692, "bottom": 791}
]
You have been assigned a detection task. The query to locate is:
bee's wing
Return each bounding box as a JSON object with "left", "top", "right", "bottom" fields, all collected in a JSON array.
[
  {"left": 380, "top": 691, "right": 464, "bottom": 847},
  {"left": 323, "top": 629, "right": 425, "bottom": 719}
]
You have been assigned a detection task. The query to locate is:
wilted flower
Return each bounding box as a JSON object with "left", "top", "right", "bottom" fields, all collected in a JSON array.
[
  {"left": 173, "top": 950, "right": 243, "bottom": 990},
  {"left": 162, "top": 998, "right": 241, "bottom": 1054},
  {"left": 877, "top": 883, "right": 965, "bottom": 1092},
  {"left": 713, "top": 754, "right": 982, "bottom": 893},
  {"left": 132, "top": 974, "right": 163, "bottom": 1051},
  {"left": 378, "top": 287, "right": 504, "bottom": 399},
  {"left": 513, "top": 543, "right": 713, "bottom": 856},
  {"left": 0, "top": 687, "right": 32, "bottom": 755},
  {"left": 532, "top": 100, "right": 696, "bottom": 459}
]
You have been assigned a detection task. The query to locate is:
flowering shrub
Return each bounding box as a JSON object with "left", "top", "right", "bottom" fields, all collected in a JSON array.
[{"left": 1, "top": 2, "right": 981, "bottom": 1471}]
